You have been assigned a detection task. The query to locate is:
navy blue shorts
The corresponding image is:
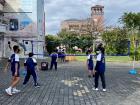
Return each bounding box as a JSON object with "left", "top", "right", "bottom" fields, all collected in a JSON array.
[
  {"left": 88, "top": 66, "right": 93, "bottom": 70},
  {"left": 11, "top": 69, "right": 20, "bottom": 77}
]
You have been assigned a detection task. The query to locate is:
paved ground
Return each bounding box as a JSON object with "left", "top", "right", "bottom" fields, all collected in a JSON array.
[{"left": 0, "top": 61, "right": 140, "bottom": 105}]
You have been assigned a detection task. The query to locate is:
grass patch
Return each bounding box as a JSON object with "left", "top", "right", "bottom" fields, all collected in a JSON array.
[
  {"left": 76, "top": 56, "right": 131, "bottom": 62},
  {"left": 106, "top": 56, "right": 130, "bottom": 62},
  {"left": 76, "top": 56, "right": 87, "bottom": 62}
]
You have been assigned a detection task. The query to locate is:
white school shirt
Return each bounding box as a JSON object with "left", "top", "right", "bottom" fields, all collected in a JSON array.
[{"left": 96, "top": 53, "right": 101, "bottom": 61}]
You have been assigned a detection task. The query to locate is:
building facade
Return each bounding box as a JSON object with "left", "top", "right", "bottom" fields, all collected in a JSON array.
[
  {"left": 61, "top": 5, "right": 104, "bottom": 36},
  {"left": 0, "top": 0, "right": 45, "bottom": 58}
]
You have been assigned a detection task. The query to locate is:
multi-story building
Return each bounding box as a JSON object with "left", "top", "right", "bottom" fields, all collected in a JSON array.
[
  {"left": 0, "top": 0, "right": 8, "bottom": 58},
  {"left": 0, "top": 0, "right": 45, "bottom": 58},
  {"left": 61, "top": 5, "right": 104, "bottom": 36}
]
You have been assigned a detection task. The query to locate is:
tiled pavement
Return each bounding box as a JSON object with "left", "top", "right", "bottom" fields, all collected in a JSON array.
[{"left": 0, "top": 61, "right": 140, "bottom": 105}]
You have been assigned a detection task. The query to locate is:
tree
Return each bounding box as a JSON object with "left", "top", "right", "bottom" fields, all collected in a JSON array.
[
  {"left": 121, "top": 12, "right": 140, "bottom": 60},
  {"left": 78, "top": 36, "right": 93, "bottom": 52},
  {"left": 45, "top": 35, "right": 61, "bottom": 54},
  {"left": 102, "top": 28, "right": 129, "bottom": 55},
  {"left": 58, "top": 30, "right": 93, "bottom": 53},
  {"left": 83, "top": 17, "right": 104, "bottom": 52},
  {"left": 121, "top": 12, "right": 140, "bottom": 30},
  {"left": 57, "top": 29, "right": 71, "bottom": 38}
]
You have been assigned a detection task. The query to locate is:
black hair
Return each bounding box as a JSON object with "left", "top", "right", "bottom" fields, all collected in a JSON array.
[
  {"left": 13, "top": 45, "right": 19, "bottom": 52},
  {"left": 98, "top": 43, "right": 103, "bottom": 47},
  {"left": 29, "top": 52, "right": 34, "bottom": 57},
  {"left": 86, "top": 48, "right": 92, "bottom": 55},
  {"left": 54, "top": 49, "right": 57, "bottom": 53},
  {"left": 96, "top": 43, "right": 105, "bottom": 55}
]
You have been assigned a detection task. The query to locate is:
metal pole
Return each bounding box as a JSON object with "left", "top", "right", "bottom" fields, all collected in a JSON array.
[
  {"left": 92, "top": 32, "right": 95, "bottom": 52},
  {"left": 132, "top": 28, "right": 135, "bottom": 70},
  {"left": 93, "top": 39, "right": 94, "bottom": 52}
]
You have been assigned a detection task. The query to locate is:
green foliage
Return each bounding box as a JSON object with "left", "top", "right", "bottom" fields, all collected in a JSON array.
[
  {"left": 129, "top": 44, "right": 140, "bottom": 61},
  {"left": 45, "top": 35, "right": 61, "bottom": 54},
  {"left": 102, "top": 28, "right": 128, "bottom": 55},
  {"left": 121, "top": 12, "right": 140, "bottom": 60},
  {"left": 121, "top": 12, "right": 140, "bottom": 30},
  {"left": 58, "top": 30, "right": 93, "bottom": 53},
  {"left": 79, "top": 36, "right": 93, "bottom": 52},
  {"left": 57, "top": 29, "right": 70, "bottom": 38}
]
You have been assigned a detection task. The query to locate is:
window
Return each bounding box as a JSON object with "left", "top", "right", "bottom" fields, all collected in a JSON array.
[{"left": 9, "top": 19, "right": 18, "bottom": 31}]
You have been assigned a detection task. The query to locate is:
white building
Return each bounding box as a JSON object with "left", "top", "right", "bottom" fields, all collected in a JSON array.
[{"left": 0, "top": 0, "right": 45, "bottom": 58}]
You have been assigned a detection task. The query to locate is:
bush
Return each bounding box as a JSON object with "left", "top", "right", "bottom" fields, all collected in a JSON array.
[
  {"left": 102, "top": 28, "right": 129, "bottom": 55},
  {"left": 45, "top": 35, "right": 61, "bottom": 54},
  {"left": 130, "top": 46, "right": 140, "bottom": 61}
]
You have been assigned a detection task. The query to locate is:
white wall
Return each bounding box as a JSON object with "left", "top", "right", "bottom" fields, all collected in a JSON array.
[{"left": 3, "top": 0, "right": 45, "bottom": 58}]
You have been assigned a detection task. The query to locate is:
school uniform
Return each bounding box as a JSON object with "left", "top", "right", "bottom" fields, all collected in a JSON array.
[
  {"left": 50, "top": 52, "right": 58, "bottom": 70},
  {"left": 94, "top": 53, "right": 106, "bottom": 89},
  {"left": 8, "top": 53, "right": 20, "bottom": 77},
  {"left": 23, "top": 57, "right": 38, "bottom": 85},
  {"left": 87, "top": 54, "right": 94, "bottom": 70},
  {"left": 5, "top": 53, "right": 21, "bottom": 96},
  {"left": 61, "top": 52, "right": 65, "bottom": 62},
  {"left": 58, "top": 49, "right": 62, "bottom": 58}
]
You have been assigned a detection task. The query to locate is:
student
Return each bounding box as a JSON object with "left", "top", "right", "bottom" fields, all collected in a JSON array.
[
  {"left": 86, "top": 48, "right": 91, "bottom": 55},
  {"left": 58, "top": 47, "right": 62, "bottom": 61},
  {"left": 94, "top": 44, "right": 106, "bottom": 92},
  {"left": 61, "top": 49, "right": 66, "bottom": 63},
  {"left": 4, "top": 45, "right": 21, "bottom": 96},
  {"left": 50, "top": 50, "right": 58, "bottom": 70},
  {"left": 87, "top": 51, "right": 94, "bottom": 78},
  {"left": 23, "top": 52, "right": 40, "bottom": 87}
]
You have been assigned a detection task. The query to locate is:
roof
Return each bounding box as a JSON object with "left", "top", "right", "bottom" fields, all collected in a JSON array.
[
  {"left": 91, "top": 5, "right": 104, "bottom": 9},
  {"left": 63, "top": 18, "right": 91, "bottom": 23},
  {"left": 64, "top": 19, "right": 81, "bottom": 22}
]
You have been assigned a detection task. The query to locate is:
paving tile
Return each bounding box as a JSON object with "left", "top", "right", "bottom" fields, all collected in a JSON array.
[{"left": 0, "top": 62, "right": 139, "bottom": 105}]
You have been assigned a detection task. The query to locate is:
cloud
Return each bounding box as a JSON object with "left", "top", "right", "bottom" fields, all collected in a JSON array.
[{"left": 45, "top": 0, "right": 140, "bottom": 35}]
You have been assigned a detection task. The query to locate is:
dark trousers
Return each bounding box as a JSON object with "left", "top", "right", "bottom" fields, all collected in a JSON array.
[
  {"left": 50, "top": 61, "right": 57, "bottom": 70},
  {"left": 95, "top": 72, "right": 106, "bottom": 89},
  {"left": 61, "top": 57, "right": 65, "bottom": 62},
  {"left": 23, "top": 70, "right": 37, "bottom": 85}
]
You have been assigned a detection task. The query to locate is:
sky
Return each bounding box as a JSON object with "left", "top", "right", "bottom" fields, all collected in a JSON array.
[{"left": 45, "top": 0, "right": 140, "bottom": 35}]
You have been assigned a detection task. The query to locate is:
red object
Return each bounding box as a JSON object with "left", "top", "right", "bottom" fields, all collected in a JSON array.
[{"left": 41, "top": 62, "right": 48, "bottom": 70}]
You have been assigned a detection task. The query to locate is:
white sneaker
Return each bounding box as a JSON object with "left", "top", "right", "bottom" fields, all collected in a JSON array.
[
  {"left": 103, "top": 89, "right": 106, "bottom": 92},
  {"left": 5, "top": 88, "right": 12, "bottom": 96},
  {"left": 93, "top": 88, "right": 99, "bottom": 91},
  {"left": 12, "top": 88, "right": 21, "bottom": 94}
]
